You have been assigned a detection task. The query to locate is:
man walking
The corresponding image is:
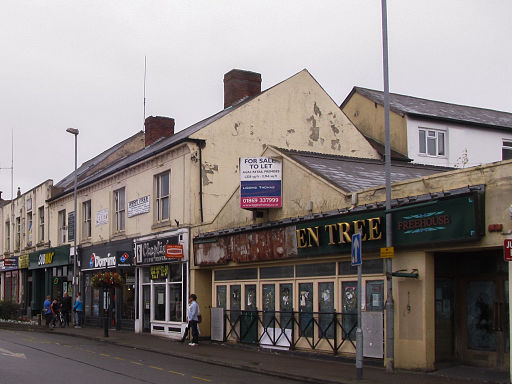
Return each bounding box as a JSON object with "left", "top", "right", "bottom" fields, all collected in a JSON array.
[
  {"left": 61, "top": 292, "right": 72, "bottom": 327},
  {"left": 187, "top": 294, "right": 200, "bottom": 346}
]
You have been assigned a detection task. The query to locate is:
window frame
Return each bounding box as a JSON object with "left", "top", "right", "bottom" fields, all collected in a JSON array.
[
  {"left": 502, "top": 139, "right": 512, "bottom": 161},
  {"left": 58, "top": 209, "right": 66, "bottom": 244},
  {"left": 5, "top": 221, "right": 10, "bottom": 252},
  {"left": 155, "top": 171, "right": 170, "bottom": 223},
  {"left": 82, "top": 200, "right": 92, "bottom": 239},
  {"left": 38, "top": 206, "right": 45, "bottom": 243},
  {"left": 418, "top": 128, "right": 446, "bottom": 157},
  {"left": 15, "top": 217, "right": 20, "bottom": 251},
  {"left": 114, "top": 187, "right": 126, "bottom": 232},
  {"left": 26, "top": 211, "right": 33, "bottom": 247}
]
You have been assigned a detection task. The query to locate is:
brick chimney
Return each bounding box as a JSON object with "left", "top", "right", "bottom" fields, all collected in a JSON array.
[
  {"left": 144, "top": 116, "right": 175, "bottom": 146},
  {"left": 224, "top": 69, "right": 261, "bottom": 109}
]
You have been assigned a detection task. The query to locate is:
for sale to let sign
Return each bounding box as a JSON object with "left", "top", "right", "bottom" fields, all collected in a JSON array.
[{"left": 240, "top": 157, "right": 282, "bottom": 209}]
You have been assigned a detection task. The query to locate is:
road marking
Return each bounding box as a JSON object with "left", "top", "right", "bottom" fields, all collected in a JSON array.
[
  {"left": 130, "top": 361, "right": 143, "bottom": 366},
  {"left": 168, "top": 370, "right": 185, "bottom": 376},
  {"left": 100, "top": 353, "right": 111, "bottom": 357},
  {"left": 0, "top": 347, "right": 26, "bottom": 359},
  {"left": 149, "top": 365, "right": 163, "bottom": 371},
  {"left": 192, "top": 376, "right": 212, "bottom": 382},
  {"left": 85, "top": 349, "right": 96, "bottom": 354},
  {"left": 113, "top": 356, "right": 125, "bottom": 361}
]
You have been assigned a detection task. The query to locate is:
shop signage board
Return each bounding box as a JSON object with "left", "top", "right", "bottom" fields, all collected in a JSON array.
[
  {"left": 128, "top": 196, "right": 150, "bottom": 218},
  {"left": 95, "top": 209, "right": 109, "bottom": 226},
  {"left": 296, "top": 193, "right": 484, "bottom": 257},
  {"left": 80, "top": 239, "right": 134, "bottom": 271},
  {"left": 135, "top": 235, "right": 186, "bottom": 265},
  {"left": 18, "top": 254, "right": 30, "bottom": 269},
  {"left": 29, "top": 245, "right": 71, "bottom": 270},
  {"left": 0, "top": 257, "right": 18, "bottom": 271},
  {"left": 240, "top": 157, "right": 282, "bottom": 209},
  {"left": 504, "top": 239, "right": 512, "bottom": 262}
]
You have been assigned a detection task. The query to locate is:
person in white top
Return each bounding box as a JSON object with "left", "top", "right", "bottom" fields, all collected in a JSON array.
[{"left": 186, "top": 294, "right": 200, "bottom": 346}]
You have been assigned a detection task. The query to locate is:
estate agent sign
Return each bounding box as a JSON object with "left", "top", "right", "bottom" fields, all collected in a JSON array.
[{"left": 240, "top": 157, "right": 282, "bottom": 209}]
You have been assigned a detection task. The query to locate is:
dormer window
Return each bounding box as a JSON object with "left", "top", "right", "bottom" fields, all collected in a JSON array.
[{"left": 419, "top": 128, "right": 445, "bottom": 157}]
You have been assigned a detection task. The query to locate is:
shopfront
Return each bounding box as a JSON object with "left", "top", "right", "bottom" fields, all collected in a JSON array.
[
  {"left": 195, "top": 187, "right": 491, "bottom": 365},
  {"left": 134, "top": 228, "right": 189, "bottom": 338},
  {"left": 1, "top": 257, "right": 20, "bottom": 303},
  {"left": 80, "top": 239, "right": 135, "bottom": 330},
  {"left": 29, "top": 245, "right": 71, "bottom": 313}
]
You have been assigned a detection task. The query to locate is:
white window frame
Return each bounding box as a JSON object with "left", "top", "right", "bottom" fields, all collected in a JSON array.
[
  {"left": 114, "top": 187, "right": 126, "bottom": 232},
  {"left": 82, "top": 200, "right": 92, "bottom": 239},
  {"left": 418, "top": 128, "right": 446, "bottom": 157},
  {"left": 15, "top": 217, "right": 20, "bottom": 251},
  {"left": 5, "top": 221, "right": 10, "bottom": 252},
  {"left": 58, "top": 209, "right": 66, "bottom": 244},
  {"left": 502, "top": 139, "right": 512, "bottom": 161},
  {"left": 155, "top": 171, "right": 170, "bottom": 222},
  {"left": 38, "top": 206, "right": 45, "bottom": 243},
  {"left": 27, "top": 211, "right": 33, "bottom": 247}
]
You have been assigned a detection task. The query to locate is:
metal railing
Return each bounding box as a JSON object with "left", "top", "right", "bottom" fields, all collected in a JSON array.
[{"left": 224, "top": 310, "right": 357, "bottom": 354}]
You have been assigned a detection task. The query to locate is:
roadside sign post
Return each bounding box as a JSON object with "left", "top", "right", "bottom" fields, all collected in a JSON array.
[{"left": 352, "top": 232, "right": 363, "bottom": 380}]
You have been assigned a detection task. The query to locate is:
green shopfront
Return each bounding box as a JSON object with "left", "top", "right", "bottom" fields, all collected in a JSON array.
[
  {"left": 195, "top": 187, "right": 503, "bottom": 369},
  {"left": 29, "top": 245, "right": 72, "bottom": 313}
]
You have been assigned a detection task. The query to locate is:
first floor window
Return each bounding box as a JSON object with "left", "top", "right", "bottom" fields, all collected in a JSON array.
[
  {"left": 82, "top": 200, "right": 91, "bottom": 239},
  {"left": 419, "top": 128, "right": 445, "bottom": 156},
  {"left": 58, "top": 210, "right": 66, "bottom": 244},
  {"left": 5, "top": 221, "right": 10, "bottom": 252},
  {"left": 155, "top": 172, "right": 170, "bottom": 222},
  {"left": 38, "top": 206, "right": 45, "bottom": 243},
  {"left": 502, "top": 140, "right": 512, "bottom": 160},
  {"left": 114, "top": 188, "right": 126, "bottom": 232},
  {"left": 15, "top": 217, "right": 20, "bottom": 250}
]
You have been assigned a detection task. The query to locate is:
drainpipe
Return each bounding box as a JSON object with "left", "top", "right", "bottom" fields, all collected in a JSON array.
[{"left": 198, "top": 143, "right": 204, "bottom": 223}]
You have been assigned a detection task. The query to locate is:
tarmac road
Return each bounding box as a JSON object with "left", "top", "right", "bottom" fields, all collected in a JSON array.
[{"left": 0, "top": 329, "right": 307, "bottom": 384}]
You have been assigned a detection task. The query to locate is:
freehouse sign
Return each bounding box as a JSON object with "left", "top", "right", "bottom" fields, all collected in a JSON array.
[{"left": 296, "top": 193, "right": 483, "bottom": 257}]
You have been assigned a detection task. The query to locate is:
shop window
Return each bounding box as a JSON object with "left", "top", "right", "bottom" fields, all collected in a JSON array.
[
  {"left": 419, "top": 128, "right": 446, "bottom": 156},
  {"left": 296, "top": 262, "right": 336, "bottom": 278},
  {"left": 230, "top": 285, "right": 241, "bottom": 319},
  {"left": 216, "top": 285, "right": 227, "bottom": 309},
  {"left": 503, "top": 140, "right": 512, "bottom": 160},
  {"left": 299, "top": 283, "right": 314, "bottom": 338},
  {"left": 27, "top": 212, "right": 33, "bottom": 247},
  {"left": 58, "top": 210, "right": 66, "bottom": 244},
  {"left": 339, "top": 259, "right": 384, "bottom": 275},
  {"left": 82, "top": 200, "right": 92, "bottom": 239},
  {"left": 154, "top": 285, "right": 166, "bottom": 321},
  {"left": 318, "top": 282, "right": 335, "bottom": 339},
  {"left": 38, "top": 206, "right": 45, "bottom": 243},
  {"left": 121, "top": 272, "right": 135, "bottom": 320},
  {"left": 279, "top": 283, "right": 293, "bottom": 329},
  {"left": 155, "top": 171, "right": 170, "bottom": 222},
  {"left": 245, "top": 285, "right": 257, "bottom": 311},
  {"left": 168, "top": 284, "right": 182, "bottom": 322},
  {"left": 366, "top": 280, "right": 384, "bottom": 311},
  {"left": 114, "top": 188, "right": 126, "bottom": 232},
  {"left": 168, "top": 263, "right": 182, "bottom": 282},
  {"left": 214, "top": 268, "right": 258, "bottom": 281},
  {"left": 260, "top": 265, "right": 294, "bottom": 279},
  {"left": 342, "top": 281, "right": 358, "bottom": 341},
  {"left": 262, "top": 284, "right": 275, "bottom": 327},
  {"left": 5, "top": 272, "right": 12, "bottom": 302}
]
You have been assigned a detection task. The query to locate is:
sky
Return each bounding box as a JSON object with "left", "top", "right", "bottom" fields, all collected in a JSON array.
[{"left": 1, "top": 1, "right": 511, "bottom": 197}]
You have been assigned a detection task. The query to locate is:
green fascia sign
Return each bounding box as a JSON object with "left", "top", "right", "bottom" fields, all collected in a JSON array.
[
  {"left": 296, "top": 192, "right": 484, "bottom": 257},
  {"left": 29, "top": 245, "right": 71, "bottom": 270}
]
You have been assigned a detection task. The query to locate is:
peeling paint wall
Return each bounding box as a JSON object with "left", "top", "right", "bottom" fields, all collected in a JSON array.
[{"left": 191, "top": 70, "right": 379, "bottom": 223}]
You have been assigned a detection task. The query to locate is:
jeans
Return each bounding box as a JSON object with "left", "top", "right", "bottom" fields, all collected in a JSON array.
[
  {"left": 75, "top": 311, "right": 83, "bottom": 326},
  {"left": 189, "top": 320, "right": 199, "bottom": 343}
]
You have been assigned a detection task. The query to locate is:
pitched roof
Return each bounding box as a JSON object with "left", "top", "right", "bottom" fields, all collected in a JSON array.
[
  {"left": 279, "top": 148, "right": 450, "bottom": 193},
  {"left": 342, "top": 86, "right": 512, "bottom": 131}
]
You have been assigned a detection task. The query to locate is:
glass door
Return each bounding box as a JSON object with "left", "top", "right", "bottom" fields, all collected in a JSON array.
[{"left": 142, "top": 285, "right": 151, "bottom": 332}]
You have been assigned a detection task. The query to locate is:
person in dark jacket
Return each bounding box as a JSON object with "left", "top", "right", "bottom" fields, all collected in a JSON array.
[
  {"left": 50, "top": 299, "right": 61, "bottom": 327},
  {"left": 61, "top": 292, "right": 72, "bottom": 327}
]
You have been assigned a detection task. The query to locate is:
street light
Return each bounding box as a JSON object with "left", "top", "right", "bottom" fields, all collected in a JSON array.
[{"left": 66, "top": 128, "right": 79, "bottom": 314}]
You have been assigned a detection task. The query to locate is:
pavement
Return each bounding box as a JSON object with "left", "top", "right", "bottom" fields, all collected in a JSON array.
[{"left": 3, "top": 324, "right": 509, "bottom": 384}]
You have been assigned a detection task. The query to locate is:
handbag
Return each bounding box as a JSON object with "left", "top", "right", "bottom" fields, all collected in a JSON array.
[{"left": 197, "top": 314, "right": 202, "bottom": 324}]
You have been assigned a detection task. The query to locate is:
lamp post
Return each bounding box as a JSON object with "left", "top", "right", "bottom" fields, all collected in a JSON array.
[{"left": 66, "top": 128, "right": 79, "bottom": 313}]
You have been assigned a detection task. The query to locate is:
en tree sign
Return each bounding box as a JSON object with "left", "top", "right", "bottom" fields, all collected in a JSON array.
[{"left": 504, "top": 239, "right": 512, "bottom": 262}]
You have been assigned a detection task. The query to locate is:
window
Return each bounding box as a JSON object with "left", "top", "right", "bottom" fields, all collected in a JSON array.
[
  {"left": 503, "top": 140, "right": 512, "bottom": 160},
  {"left": 155, "top": 172, "right": 170, "bottom": 222},
  {"left": 15, "top": 217, "right": 20, "bottom": 250},
  {"left": 27, "top": 212, "right": 33, "bottom": 247},
  {"left": 58, "top": 210, "right": 66, "bottom": 244},
  {"left": 82, "top": 200, "right": 92, "bottom": 239},
  {"left": 5, "top": 221, "right": 10, "bottom": 252},
  {"left": 419, "top": 128, "right": 445, "bottom": 156},
  {"left": 114, "top": 188, "right": 125, "bottom": 232},
  {"left": 38, "top": 206, "right": 45, "bottom": 243}
]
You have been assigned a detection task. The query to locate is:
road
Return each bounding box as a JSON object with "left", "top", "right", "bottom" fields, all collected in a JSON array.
[{"left": 0, "top": 329, "right": 306, "bottom": 384}]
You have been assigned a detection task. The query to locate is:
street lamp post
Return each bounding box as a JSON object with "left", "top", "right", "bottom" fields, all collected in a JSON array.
[{"left": 66, "top": 128, "right": 79, "bottom": 316}]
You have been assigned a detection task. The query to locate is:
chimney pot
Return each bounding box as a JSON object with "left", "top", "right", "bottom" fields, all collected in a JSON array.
[
  {"left": 224, "top": 69, "right": 261, "bottom": 109},
  {"left": 144, "top": 116, "right": 175, "bottom": 147},
  {"left": 17, "top": 187, "right": 21, "bottom": 198}
]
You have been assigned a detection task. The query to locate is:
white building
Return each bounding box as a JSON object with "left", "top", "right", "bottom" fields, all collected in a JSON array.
[{"left": 341, "top": 87, "right": 512, "bottom": 168}]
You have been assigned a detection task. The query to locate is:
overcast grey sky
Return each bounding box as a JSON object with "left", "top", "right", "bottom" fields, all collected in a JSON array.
[{"left": 1, "top": 1, "right": 511, "bottom": 197}]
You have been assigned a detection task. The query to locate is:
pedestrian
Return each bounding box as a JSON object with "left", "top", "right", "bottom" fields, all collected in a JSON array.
[
  {"left": 186, "top": 294, "right": 200, "bottom": 346},
  {"left": 73, "top": 292, "right": 83, "bottom": 328},
  {"left": 61, "top": 292, "right": 72, "bottom": 327},
  {"left": 43, "top": 296, "right": 52, "bottom": 327},
  {"left": 50, "top": 299, "right": 61, "bottom": 327}
]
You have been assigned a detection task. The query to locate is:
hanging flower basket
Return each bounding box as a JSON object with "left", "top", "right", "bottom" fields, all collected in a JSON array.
[{"left": 91, "top": 272, "right": 124, "bottom": 289}]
